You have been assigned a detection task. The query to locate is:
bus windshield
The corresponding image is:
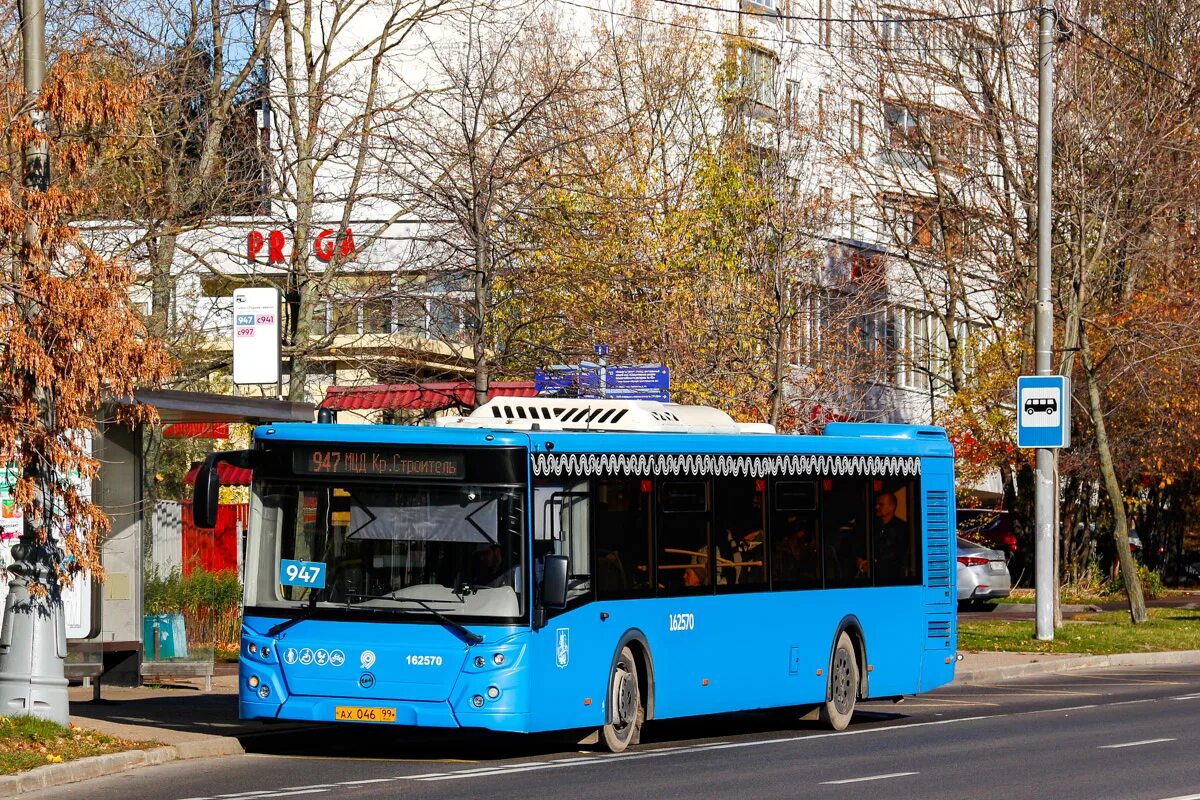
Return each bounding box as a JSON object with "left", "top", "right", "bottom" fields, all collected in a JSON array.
[{"left": 247, "top": 481, "right": 526, "bottom": 621}]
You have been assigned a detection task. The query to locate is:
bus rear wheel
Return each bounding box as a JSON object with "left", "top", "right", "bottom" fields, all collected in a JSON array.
[
  {"left": 819, "top": 632, "right": 859, "bottom": 731},
  {"left": 601, "top": 645, "right": 643, "bottom": 752}
]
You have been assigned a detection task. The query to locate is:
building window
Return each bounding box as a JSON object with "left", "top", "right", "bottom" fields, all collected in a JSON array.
[
  {"left": 742, "top": 46, "right": 779, "bottom": 109},
  {"left": 883, "top": 101, "right": 921, "bottom": 151},
  {"left": 780, "top": 0, "right": 798, "bottom": 35},
  {"left": 898, "top": 307, "right": 947, "bottom": 390},
  {"left": 791, "top": 287, "right": 829, "bottom": 367},
  {"left": 819, "top": 0, "right": 834, "bottom": 47},
  {"left": 847, "top": 307, "right": 892, "bottom": 383},
  {"left": 848, "top": 100, "right": 864, "bottom": 153},
  {"left": 847, "top": 3, "right": 865, "bottom": 48},
  {"left": 880, "top": 18, "right": 913, "bottom": 50},
  {"left": 881, "top": 194, "right": 941, "bottom": 250},
  {"left": 785, "top": 79, "right": 803, "bottom": 125}
]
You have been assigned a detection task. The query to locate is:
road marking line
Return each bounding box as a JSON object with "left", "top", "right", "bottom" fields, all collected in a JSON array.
[
  {"left": 1108, "top": 699, "right": 1157, "bottom": 706},
  {"left": 1172, "top": 693, "right": 1200, "bottom": 700},
  {"left": 336, "top": 779, "right": 399, "bottom": 785},
  {"left": 408, "top": 715, "right": 1001, "bottom": 782},
  {"left": 1156, "top": 794, "right": 1200, "bottom": 800},
  {"left": 820, "top": 772, "right": 919, "bottom": 785},
  {"left": 1099, "top": 738, "right": 1176, "bottom": 749},
  {"left": 1027, "top": 704, "right": 1097, "bottom": 714},
  {"left": 244, "top": 791, "right": 330, "bottom": 799}
]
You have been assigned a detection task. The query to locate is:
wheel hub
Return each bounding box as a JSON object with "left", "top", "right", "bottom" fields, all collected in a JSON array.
[
  {"left": 614, "top": 669, "right": 636, "bottom": 728},
  {"left": 832, "top": 650, "right": 853, "bottom": 713}
]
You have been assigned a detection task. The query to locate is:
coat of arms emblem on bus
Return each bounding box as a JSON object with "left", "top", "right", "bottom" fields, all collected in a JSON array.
[{"left": 555, "top": 628, "right": 570, "bottom": 668}]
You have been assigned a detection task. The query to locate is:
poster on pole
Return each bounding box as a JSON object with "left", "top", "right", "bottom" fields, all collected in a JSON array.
[
  {"left": 0, "top": 452, "right": 94, "bottom": 640},
  {"left": 232, "top": 287, "right": 282, "bottom": 385}
]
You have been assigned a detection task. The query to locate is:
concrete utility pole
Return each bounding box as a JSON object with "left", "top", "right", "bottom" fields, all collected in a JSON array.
[
  {"left": 0, "top": 0, "right": 70, "bottom": 725},
  {"left": 1034, "top": 1, "right": 1058, "bottom": 642}
]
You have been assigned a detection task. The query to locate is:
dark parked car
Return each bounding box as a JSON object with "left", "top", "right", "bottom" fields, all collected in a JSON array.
[{"left": 957, "top": 509, "right": 1017, "bottom": 555}]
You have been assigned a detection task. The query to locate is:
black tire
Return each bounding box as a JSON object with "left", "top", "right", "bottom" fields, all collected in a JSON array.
[
  {"left": 600, "top": 645, "right": 643, "bottom": 752},
  {"left": 819, "top": 632, "right": 859, "bottom": 731}
]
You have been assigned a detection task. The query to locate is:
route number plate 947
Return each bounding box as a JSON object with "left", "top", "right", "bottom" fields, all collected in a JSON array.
[{"left": 335, "top": 706, "right": 397, "bottom": 723}]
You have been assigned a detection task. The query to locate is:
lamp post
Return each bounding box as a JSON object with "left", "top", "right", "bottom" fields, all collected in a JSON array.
[
  {"left": 0, "top": 0, "right": 71, "bottom": 725},
  {"left": 1034, "top": 0, "right": 1059, "bottom": 641}
]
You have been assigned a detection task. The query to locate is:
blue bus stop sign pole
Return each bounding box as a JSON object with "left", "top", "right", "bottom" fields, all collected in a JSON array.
[{"left": 1016, "top": 375, "right": 1070, "bottom": 449}]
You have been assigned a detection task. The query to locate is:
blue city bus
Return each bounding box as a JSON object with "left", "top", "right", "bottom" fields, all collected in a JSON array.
[{"left": 193, "top": 397, "right": 957, "bottom": 751}]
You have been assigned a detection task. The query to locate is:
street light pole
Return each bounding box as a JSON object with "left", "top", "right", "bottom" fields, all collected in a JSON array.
[
  {"left": 0, "top": 0, "right": 70, "bottom": 726},
  {"left": 1034, "top": 1, "right": 1058, "bottom": 641}
]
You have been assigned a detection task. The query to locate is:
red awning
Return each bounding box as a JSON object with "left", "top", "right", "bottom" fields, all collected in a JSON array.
[
  {"left": 183, "top": 461, "right": 253, "bottom": 486},
  {"left": 164, "top": 422, "right": 230, "bottom": 439},
  {"left": 321, "top": 381, "right": 536, "bottom": 412}
]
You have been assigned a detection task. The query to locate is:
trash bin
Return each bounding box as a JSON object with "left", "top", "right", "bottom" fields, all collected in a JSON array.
[{"left": 143, "top": 613, "right": 189, "bottom": 660}]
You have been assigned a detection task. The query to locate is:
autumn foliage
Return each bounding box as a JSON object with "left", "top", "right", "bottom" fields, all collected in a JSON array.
[{"left": 1, "top": 50, "right": 172, "bottom": 587}]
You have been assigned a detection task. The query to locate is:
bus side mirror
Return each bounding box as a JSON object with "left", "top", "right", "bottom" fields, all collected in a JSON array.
[
  {"left": 192, "top": 450, "right": 253, "bottom": 529},
  {"left": 193, "top": 457, "right": 220, "bottom": 529},
  {"left": 542, "top": 554, "right": 569, "bottom": 610}
]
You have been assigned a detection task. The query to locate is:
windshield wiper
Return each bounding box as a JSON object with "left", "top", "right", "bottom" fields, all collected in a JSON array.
[
  {"left": 346, "top": 592, "right": 483, "bottom": 646},
  {"left": 266, "top": 594, "right": 318, "bottom": 638}
]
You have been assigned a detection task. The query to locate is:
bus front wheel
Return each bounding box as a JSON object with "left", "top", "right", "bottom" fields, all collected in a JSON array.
[
  {"left": 601, "top": 645, "right": 643, "bottom": 752},
  {"left": 819, "top": 632, "right": 859, "bottom": 731}
]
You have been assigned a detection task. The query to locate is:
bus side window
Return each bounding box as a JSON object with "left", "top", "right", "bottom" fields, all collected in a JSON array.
[
  {"left": 715, "top": 476, "right": 768, "bottom": 593},
  {"left": 534, "top": 480, "right": 591, "bottom": 603},
  {"left": 871, "top": 478, "right": 921, "bottom": 586},
  {"left": 822, "top": 477, "right": 870, "bottom": 588},
  {"left": 770, "top": 480, "right": 820, "bottom": 590},
  {"left": 595, "top": 477, "right": 653, "bottom": 599},
  {"left": 657, "top": 480, "right": 713, "bottom": 595}
]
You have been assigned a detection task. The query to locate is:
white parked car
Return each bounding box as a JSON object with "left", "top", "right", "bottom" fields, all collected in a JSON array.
[{"left": 957, "top": 536, "right": 1012, "bottom": 607}]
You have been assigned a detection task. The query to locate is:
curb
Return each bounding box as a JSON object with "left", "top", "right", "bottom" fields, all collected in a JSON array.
[
  {"left": 0, "top": 737, "right": 244, "bottom": 798},
  {"left": 954, "top": 649, "right": 1200, "bottom": 684}
]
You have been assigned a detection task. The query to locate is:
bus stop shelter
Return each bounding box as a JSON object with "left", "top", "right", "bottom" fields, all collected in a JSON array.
[{"left": 84, "top": 390, "right": 313, "bottom": 686}]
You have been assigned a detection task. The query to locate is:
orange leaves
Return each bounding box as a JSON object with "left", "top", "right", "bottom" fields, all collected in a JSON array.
[
  {"left": 40, "top": 50, "right": 147, "bottom": 132},
  {"left": 0, "top": 44, "right": 171, "bottom": 587}
]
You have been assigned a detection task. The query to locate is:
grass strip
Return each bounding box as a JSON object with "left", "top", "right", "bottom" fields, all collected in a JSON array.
[
  {"left": 959, "top": 608, "right": 1200, "bottom": 655},
  {"left": 0, "top": 715, "right": 158, "bottom": 775}
]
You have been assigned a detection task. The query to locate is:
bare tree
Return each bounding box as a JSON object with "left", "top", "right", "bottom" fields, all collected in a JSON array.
[
  {"left": 382, "top": 0, "right": 596, "bottom": 405},
  {"left": 270, "top": 0, "right": 452, "bottom": 401}
]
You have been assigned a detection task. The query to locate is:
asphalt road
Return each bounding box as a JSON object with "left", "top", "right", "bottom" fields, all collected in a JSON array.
[{"left": 29, "top": 665, "right": 1200, "bottom": 800}]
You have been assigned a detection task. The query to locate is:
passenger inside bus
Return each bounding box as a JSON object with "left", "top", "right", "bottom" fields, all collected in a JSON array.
[
  {"left": 826, "top": 519, "right": 869, "bottom": 585},
  {"left": 772, "top": 518, "right": 820, "bottom": 584}
]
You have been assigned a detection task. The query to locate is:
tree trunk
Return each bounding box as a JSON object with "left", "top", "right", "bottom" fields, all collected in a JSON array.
[{"left": 1079, "top": 324, "right": 1147, "bottom": 623}]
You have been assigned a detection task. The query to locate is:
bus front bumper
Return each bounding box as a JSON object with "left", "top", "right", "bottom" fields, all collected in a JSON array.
[{"left": 241, "top": 694, "right": 532, "bottom": 732}]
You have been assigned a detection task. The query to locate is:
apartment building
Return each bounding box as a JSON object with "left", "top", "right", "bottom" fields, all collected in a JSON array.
[{"left": 120, "top": 0, "right": 1026, "bottom": 431}]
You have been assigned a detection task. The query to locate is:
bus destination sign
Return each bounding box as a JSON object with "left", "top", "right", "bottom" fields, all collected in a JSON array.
[{"left": 293, "top": 447, "right": 464, "bottom": 479}]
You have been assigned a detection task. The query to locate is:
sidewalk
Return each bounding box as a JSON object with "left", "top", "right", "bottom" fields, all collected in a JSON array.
[
  {"left": 0, "top": 673, "right": 249, "bottom": 798},
  {"left": 955, "top": 648, "right": 1200, "bottom": 683},
  {"left": 5, "top": 647, "right": 1200, "bottom": 798}
]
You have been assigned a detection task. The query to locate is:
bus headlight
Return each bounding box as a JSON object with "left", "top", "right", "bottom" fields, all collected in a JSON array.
[
  {"left": 258, "top": 685, "right": 271, "bottom": 699},
  {"left": 474, "top": 656, "right": 486, "bottom": 668},
  {"left": 261, "top": 647, "right": 271, "bottom": 659},
  {"left": 486, "top": 686, "right": 500, "bottom": 699},
  {"left": 248, "top": 675, "right": 260, "bottom": 689},
  {"left": 492, "top": 653, "right": 505, "bottom": 666},
  {"left": 471, "top": 695, "right": 485, "bottom": 708}
]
